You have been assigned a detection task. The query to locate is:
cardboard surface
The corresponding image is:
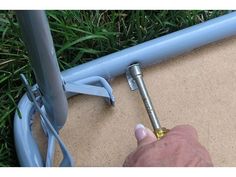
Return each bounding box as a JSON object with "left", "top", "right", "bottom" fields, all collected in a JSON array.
[{"left": 33, "top": 36, "right": 236, "bottom": 166}]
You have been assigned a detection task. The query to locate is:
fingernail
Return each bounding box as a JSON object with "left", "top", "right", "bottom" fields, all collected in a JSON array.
[{"left": 135, "top": 124, "right": 147, "bottom": 141}]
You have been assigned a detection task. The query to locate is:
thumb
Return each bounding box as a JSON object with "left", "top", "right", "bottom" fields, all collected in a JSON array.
[{"left": 135, "top": 124, "right": 157, "bottom": 147}]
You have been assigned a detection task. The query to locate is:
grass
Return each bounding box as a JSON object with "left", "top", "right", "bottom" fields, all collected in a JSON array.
[{"left": 0, "top": 10, "right": 227, "bottom": 167}]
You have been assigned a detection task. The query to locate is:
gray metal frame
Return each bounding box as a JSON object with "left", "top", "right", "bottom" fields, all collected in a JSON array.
[
  {"left": 16, "top": 11, "right": 68, "bottom": 130},
  {"left": 14, "top": 10, "right": 236, "bottom": 167}
]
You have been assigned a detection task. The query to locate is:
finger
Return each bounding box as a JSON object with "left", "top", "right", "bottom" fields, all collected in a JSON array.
[{"left": 135, "top": 124, "right": 157, "bottom": 147}]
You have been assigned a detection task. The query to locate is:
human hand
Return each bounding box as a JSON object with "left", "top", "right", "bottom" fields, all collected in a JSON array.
[{"left": 123, "top": 124, "right": 213, "bottom": 167}]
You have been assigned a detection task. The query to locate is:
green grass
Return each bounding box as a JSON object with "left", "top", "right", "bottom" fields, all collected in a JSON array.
[{"left": 0, "top": 10, "right": 227, "bottom": 167}]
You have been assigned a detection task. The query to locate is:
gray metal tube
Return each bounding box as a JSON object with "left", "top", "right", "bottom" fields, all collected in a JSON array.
[
  {"left": 16, "top": 10, "right": 68, "bottom": 129},
  {"left": 62, "top": 11, "right": 236, "bottom": 82}
]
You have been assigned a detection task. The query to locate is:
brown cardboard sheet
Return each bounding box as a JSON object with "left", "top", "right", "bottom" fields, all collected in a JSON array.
[{"left": 33, "top": 36, "right": 236, "bottom": 166}]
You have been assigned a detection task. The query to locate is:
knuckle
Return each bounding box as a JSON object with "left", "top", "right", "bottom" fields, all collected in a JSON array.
[{"left": 168, "top": 124, "right": 198, "bottom": 140}]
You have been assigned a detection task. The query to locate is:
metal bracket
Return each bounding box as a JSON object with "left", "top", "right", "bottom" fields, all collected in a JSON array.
[{"left": 64, "top": 76, "right": 115, "bottom": 106}]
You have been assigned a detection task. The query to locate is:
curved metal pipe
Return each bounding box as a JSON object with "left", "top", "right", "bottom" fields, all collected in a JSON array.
[
  {"left": 14, "top": 12, "right": 236, "bottom": 166},
  {"left": 14, "top": 94, "right": 44, "bottom": 166}
]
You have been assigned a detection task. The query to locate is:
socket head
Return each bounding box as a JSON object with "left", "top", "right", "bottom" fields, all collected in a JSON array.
[{"left": 128, "top": 63, "right": 142, "bottom": 78}]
